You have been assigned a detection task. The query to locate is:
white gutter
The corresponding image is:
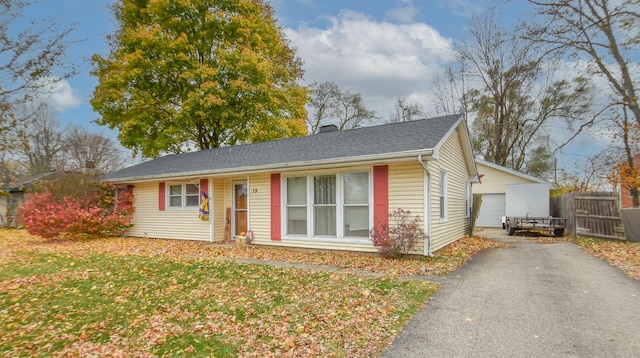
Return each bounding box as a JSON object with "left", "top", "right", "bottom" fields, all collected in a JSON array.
[
  {"left": 105, "top": 149, "right": 436, "bottom": 183},
  {"left": 418, "top": 154, "right": 434, "bottom": 257}
]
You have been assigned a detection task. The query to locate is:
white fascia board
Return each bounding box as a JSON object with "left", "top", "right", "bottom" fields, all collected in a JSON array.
[
  {"left": 105, "top": 149, "right": 435, "bottom": 184},
  {"left": 476, "top": 158, "right": 549, "bottom": 184}
]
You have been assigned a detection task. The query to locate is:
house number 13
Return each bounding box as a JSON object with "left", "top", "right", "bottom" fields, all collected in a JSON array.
[{"left": 252, "top": 189, "right": 258, "bottom": 193}]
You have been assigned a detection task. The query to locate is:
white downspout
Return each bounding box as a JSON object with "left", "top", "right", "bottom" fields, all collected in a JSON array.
[{"left": 418, "top": 154, "right": 434, "bottom": 257}]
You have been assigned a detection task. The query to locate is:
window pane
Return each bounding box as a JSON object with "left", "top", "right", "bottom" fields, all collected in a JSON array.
[
  {"left": 314, "top": 175, "right": 336, "bottom": 205},
  {"left": 185, "top": 195, "right": 199, "bottom": 207},
  {"left": 235, "top": 183, "right": 247, "bottom": 209},
  {"left": 287, "top": 207, "right": 307, "bottom": 235},
  {"left": 287, "top": 177, "right": 306, "bottom": 205},
  {"left": 170, "top": 185, "right": 182, "bottom": 195},
  {"left": 344, "top": 206, "right": 369, "bottom": 237},
  {"left": 344, "top": 172, "right": 369, "bottom": 204},
  {"left": 314, "top": 206, "right": 336, "bottom": 236},
  {"left": 186, "top": 184, "right": 199, "bottom": 195},
  {"left": 170, "top": 196, "right": 182, "bottom": 207}
]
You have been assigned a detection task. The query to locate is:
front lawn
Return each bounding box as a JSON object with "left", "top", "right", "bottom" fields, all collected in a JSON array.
[
  {"left": 1, "top": 231, "right": 426, "bottom": 357},
  {"left": 0, "top": 230, "right": 499, "bottom": 357},
  {"left": 572, "top": 237, "right": 640, "bottom": 282}
]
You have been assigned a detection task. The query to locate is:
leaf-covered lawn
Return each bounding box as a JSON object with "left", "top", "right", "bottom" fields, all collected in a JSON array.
[
  {"left": 0, "top": 229, "right": 500, "bottom": 357},
  {"left": 572, "top": 237, "right": 640, "bottom": 282}
]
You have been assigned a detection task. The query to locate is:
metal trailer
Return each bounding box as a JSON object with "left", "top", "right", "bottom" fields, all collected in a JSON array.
[
  {"left": 504, "top": 215, "right": 567, "bottom": 237},
  {"left": 502, "top": 183, "right": 566, "bottom": 237}
]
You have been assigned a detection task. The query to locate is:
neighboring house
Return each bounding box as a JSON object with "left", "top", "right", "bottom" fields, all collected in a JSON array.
[
  {"left": 473, "top": 159, "right": 549, "bottom": 227},
  {"left": 0, "top": 188, "right": 23, "bottom": 227},
  {"left": 103, "top": 114, "right": 478, "bottom": 256},
  {"left": 0, "top": 171, "right": 71, "bottom": 227},
  {"left": 620, "top": 155, "right": 640, "bottom": 209}
]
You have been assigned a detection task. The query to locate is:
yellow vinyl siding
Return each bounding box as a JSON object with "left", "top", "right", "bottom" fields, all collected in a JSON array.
[
  {"left": 248, "top": 173, "right": 270, "bottom": 244},
  {"left": 117, "top": 127, "right": 473, "bottom": 254},
  {"left": 388, "top": 161, "right": 426, "bottom": 254},
  {"left": 430, "top": 130, "right": 470, "bottom": 251},
  {"left": 126, "top": 181, "right": 210, "bottom": 241},
  {"left": 212, "top": 178, "right": 225, "bottom": 242},
  {"left": 474, "top": 162, "right": 540, "bottom": 194}
]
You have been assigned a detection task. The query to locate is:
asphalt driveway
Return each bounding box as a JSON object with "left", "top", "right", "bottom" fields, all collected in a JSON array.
[{"left": 381, "top": 230, "right": 640, "bottom": 357}]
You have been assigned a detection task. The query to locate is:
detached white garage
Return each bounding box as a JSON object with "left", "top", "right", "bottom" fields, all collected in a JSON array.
[{"left": 473, "top": 159, "right": 549, "bottom": 227}]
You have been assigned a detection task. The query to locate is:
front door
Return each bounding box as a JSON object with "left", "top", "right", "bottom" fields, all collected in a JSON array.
[{"left": 233, "top": 181, "right": 248, "bottom": 237}]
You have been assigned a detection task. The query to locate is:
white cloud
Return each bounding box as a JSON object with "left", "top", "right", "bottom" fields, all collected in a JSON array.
[
  {"left": 34, "top": 78, "right": 82, "bottom": 113},
  {"left": 386, "top": 0, "right": 420, "bottom": 23},
  {"left": 286, "top": 10, "right": 454, "bottom": 120}
]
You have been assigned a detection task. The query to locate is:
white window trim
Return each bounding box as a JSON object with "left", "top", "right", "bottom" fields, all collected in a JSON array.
[
  {"left": 439, "top": 169, "right": 448, "bottom": 222},
  {"left": 282, "top": 168, "right": 373, "bottom": 243},
  {"left": 166, "top": 182, "right": 200, "bottom": 210}
]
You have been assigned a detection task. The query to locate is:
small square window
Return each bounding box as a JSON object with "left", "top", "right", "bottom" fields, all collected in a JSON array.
[{"left": 168, "top": 183, "right": 200, "bottom": 208}]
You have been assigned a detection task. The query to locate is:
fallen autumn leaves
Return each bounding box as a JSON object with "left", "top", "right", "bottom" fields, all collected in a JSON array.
[
  {"left": 0, "top": 229, "right": 501, "bottom": 357},
  {"left": 572, "top": 237, "right": 640, "bottom": 282}
]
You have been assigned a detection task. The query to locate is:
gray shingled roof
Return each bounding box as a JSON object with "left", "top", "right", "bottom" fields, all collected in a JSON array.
[{"left": 104, "top": 114, "right": 462, "bottom": 181}]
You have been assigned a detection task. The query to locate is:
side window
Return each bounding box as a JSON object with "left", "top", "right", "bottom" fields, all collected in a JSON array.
[
  {"left": 466, "top": 182, "right": 471, "bottom": 218},
  {"left": 440, "top": 170, "right": 448, "bottom": 221}
]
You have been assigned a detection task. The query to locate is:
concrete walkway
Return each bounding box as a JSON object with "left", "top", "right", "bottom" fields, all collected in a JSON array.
[{"left": 381, "top": 231, "right": 640, "bottom": 357}]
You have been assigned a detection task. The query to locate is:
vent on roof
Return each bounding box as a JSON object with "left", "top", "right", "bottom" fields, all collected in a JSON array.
[{"left": 318, "top": 124, "right": 338, "bottom": 133}]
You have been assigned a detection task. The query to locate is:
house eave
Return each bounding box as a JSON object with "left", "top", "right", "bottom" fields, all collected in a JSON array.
[{"left": 104, "top": 149, "right": 436, "bottom": 183}]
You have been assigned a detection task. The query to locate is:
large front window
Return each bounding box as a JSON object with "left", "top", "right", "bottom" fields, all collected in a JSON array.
[{"left": 284, "top": 171, "right": 371, "bottom": 240}]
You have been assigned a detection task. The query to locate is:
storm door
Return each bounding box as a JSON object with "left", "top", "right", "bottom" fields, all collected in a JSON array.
[{"left": 233, "top": 181, "right": 248, "bottom": 237}]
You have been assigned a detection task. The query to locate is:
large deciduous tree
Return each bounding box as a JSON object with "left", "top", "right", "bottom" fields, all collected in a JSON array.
[
  {"left": 389, "top": 96, "right": 425, "bottom": 123},
  {"left": 0, "top": 0, "right": 74, "bottom": 151},
  {"left": 307, "top": 81, "right": 375, "bottom": 134},
  {"left": 91, "top": 0, "right": 308, "bottom": 157},
  {"left": 437, "top": 10, "right": 593, "bottom": 179},
  {"left": 608, "top": 106, "right": 640, "bottom": 207},
  {"left": 15, "top": 105, "right": 67, "bottom": 176},
  {"left": 527, "top": 0, "right": 640, "bottom": 128},
  {"left": 64, "top": 125, "right": 126, "bottom": 174}
]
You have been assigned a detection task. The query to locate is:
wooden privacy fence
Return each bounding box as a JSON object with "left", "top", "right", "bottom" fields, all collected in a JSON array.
[{"left": 551, "top": 191, "right": 625, "bottom": 240}]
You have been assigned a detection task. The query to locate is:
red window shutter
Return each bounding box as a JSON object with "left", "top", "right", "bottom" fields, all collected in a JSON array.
[
  {"left": 158, "top": 182, "right": 165, "bottom": 211},
  {"left": 270, "top": 173, "right": 281, "bottom": 241},
  {"left": 200, "top": 178, "right": 208, "bottom": 195},
  {"left": 373, "top": 165, "right": 389, "bottom": 246}
]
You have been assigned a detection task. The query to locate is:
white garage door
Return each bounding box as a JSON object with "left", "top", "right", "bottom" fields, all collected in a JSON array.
[{"left": 476, "top": 194, "right": 505, "bottom": 227}]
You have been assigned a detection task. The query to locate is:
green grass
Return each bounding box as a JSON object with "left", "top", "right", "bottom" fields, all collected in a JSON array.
[{"left": 0, "top": 245, "right": 436, "bottom": 357}]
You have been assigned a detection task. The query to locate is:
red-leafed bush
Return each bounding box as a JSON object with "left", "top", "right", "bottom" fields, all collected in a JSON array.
[
  {"left": 21, "top": 175, "right": 134, "bottom": 239},
  {"left": 370, "top": 208, "right": 425, "bottom": 259}
]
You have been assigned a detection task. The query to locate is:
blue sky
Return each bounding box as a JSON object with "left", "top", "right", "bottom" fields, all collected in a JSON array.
[
  {"left": 19, "top": 0, "right": 612, "bottom": 170},
  {"left": 26, "top": 0, "right": 509, "bottom": 127}
]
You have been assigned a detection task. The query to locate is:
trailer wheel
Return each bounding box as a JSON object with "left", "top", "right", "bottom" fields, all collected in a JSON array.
[
  {"left": 506, "top": 220, "right": 516, "bottom": 236},
  {"left": 554, "top": 228, "right": 564, "bottom": 237}
]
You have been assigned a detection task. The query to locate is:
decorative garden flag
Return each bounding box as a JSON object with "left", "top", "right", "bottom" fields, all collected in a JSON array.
[{"left": 199, "top": 191, "right": 209, "bottom": 221}]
